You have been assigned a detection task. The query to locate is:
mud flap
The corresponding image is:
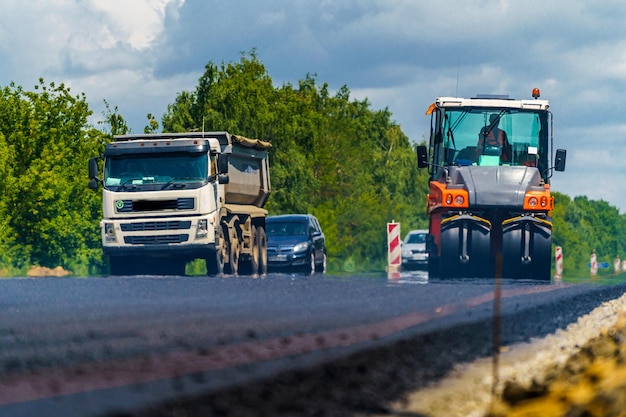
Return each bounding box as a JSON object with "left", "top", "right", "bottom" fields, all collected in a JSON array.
[
  {"left": 501, "top": 216, "right": 552, "bottom": 280},
  {"left": 439, "top": 214, "right": 491, "bottom": 278}
]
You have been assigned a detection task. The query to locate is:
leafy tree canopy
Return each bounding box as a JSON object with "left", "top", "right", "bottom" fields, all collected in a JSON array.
[
  {"left": 162, "top": 51, "right": 430, "bottom": 271},
  {"left": 0, "top": 80, "right": 106, "bottom": 274}
]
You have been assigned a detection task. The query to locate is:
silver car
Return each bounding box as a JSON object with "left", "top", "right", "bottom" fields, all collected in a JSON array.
[{"left": 401, "top": 229, "right": 429, "bottom": 269}]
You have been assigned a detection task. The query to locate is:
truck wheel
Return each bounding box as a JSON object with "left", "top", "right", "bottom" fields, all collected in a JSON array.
[
  {"left": 224, "top": 228, "right": 240, "bottom": 275},
  {"left": 206, "top": 250, "right": 224, "bottom": 277},
  {"left": 207, "top": 228, "right": 225, "bottom": 277},
  {"left": 240, "top": 226, "right": 260, "bottom": 276},
  {"left": 257, "top": 226, "right": 267, "bottom": 276}
]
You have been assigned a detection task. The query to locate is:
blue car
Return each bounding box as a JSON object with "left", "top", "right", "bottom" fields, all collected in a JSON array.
[{"left": 266, "top": 214, "right": 326, "bottom": 274}]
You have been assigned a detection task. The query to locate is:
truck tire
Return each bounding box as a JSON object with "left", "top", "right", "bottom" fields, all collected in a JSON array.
[
  {"left": 239, "top": 225, "right": 259, "bottom": 276},
  {"left": 206, "top": 250, "right": 224, "bottom": 277},
  {"left": 224, "top": 228, "right": 240, "bottom": 275},
  {"left": 207, "top": 228, "right": 225, "bottom": 277},
  {"left": 257, "top": 226, "right": 267, "bottom": 276}
]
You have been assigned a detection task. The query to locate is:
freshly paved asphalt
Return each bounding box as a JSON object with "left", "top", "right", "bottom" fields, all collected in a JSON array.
[{"left": 1, "top": 272, "right": 625, "bottom": 416}]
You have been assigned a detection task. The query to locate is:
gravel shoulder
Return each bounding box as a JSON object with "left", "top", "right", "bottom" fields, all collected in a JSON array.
[{"left": 383, "top": 291, "right": 626, "bottom": 417}]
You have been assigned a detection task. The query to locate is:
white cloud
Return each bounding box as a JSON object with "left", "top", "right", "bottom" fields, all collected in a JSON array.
[
  {"left": 2, "top": 0, "right": 626, "bottom": 212},
  {"left": 89, "top": 0, "right": 183, "bottom": 49}
]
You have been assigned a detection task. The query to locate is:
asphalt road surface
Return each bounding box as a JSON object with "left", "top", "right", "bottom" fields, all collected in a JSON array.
[{"left": 1, "top": 272, "right": 626, "bottom": 417}]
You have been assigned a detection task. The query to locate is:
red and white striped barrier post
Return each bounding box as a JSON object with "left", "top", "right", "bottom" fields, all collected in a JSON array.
[
  {"left": 590, "top": 251, "right": 598, "bottom": 278},
  {"left": 387, "top": 221, "right": 401, "bottom": 279},
  {"left": 622, "top": 260, "right": 626, "bottom": 272},
  {"left": 554, "top": 246, "right": 563, "bottom": 281},
  {"left": 615, "top": 255, "right": 621, "bottom": 276}
]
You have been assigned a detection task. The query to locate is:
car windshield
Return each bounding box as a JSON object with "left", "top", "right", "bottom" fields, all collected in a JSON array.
[
  {"left": 406, "top": 233, "right": 426, "bottom": 244},
  {"left": 266, "top": 221, "right": 308, "bottom": 237}
]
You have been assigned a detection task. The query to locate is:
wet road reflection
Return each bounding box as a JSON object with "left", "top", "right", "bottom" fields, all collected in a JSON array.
[{"left": 387, "top": 269, "right": 429, "bottom": 284}]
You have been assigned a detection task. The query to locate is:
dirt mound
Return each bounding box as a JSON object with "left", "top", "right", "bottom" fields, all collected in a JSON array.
[
  {"left": 487, "top": 313, "right": 626, "bottom": 417},
  {"left": 27, "top": 265, "right": 72, "bottom": 277}
]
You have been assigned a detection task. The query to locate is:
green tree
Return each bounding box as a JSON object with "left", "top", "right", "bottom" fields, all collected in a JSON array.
[
  {"left": 144, "top": 113, "right": 159, "bottom": 133},
  {"left": 552, "top": 192, "right": 626, "bottom": 278},
  {"left": 100, "top": 99, "right": 130, "bottom": 136},
  {"left": 0, "top": 80, "right": 106, "bottom": 274}
]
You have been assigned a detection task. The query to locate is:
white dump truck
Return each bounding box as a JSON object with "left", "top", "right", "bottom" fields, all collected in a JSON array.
[{"left": 88, "top": 132, "right": 271, "bottom": 276}]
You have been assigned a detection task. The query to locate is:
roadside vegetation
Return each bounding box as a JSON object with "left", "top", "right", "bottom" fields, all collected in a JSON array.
[{"left": 0, "top": 53, "right": 623, "bottom": 277}]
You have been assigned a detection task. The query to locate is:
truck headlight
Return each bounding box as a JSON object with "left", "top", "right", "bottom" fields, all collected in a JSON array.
[
  {"left": 196, "top": 219, "right": 208, "bottom": 239},
  {"left": 104, "top": 223, "right": 116, "bottom": 242}
]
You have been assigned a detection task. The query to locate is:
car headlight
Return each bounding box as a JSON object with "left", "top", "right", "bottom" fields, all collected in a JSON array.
[
  {"left": 402, "top": 248, "right": 412, "bottom": 257},
  {"left": 293, "top": 242, "right": 309, "bottom": 253}
]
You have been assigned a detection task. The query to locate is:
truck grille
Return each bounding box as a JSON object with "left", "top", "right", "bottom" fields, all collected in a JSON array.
[
  {"left": 124, "top": 235, "right": 189, "bottom": 245},
  {"left": 116, "top": 198, "right": 195, "bottom": 213},
  {"left": 121, "top": 221, "right": 192, "bottom": 232}
]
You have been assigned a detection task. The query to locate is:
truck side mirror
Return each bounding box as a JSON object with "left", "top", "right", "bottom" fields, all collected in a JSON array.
[
  {"left": 417, "top": 145, "right": 429, "bottom": 168},
  {"left": 88, "top": 157, "right": 99, "bottom": 179},
  {"left": 88, "top": 157, "right": 101, "bottom": 190},
  {"left": 218, "top": 174, "right": 230, "bottom": 185},
  {"left": 554, "top": 149, "right": 566, "bottom": 172},
  {"left": 218, "top": 154, "right": 229, "bottom": 174}
]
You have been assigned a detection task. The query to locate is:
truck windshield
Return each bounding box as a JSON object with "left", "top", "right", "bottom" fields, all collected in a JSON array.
[
  {"left": 104, "top": 152, "right": 209, "bottom": 190},
  {"left": 437, "top": 108, "right": 549, "bottom": 170}
]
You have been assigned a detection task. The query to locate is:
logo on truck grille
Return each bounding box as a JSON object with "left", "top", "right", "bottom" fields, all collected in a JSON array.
[{"left": 114, "top": 198, "right": 195, "bottom": 213}]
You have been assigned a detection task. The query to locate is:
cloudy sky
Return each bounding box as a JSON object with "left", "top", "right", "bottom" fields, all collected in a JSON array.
[{"left": 2, "top": 0, "right": 626, "bottom": 212}]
